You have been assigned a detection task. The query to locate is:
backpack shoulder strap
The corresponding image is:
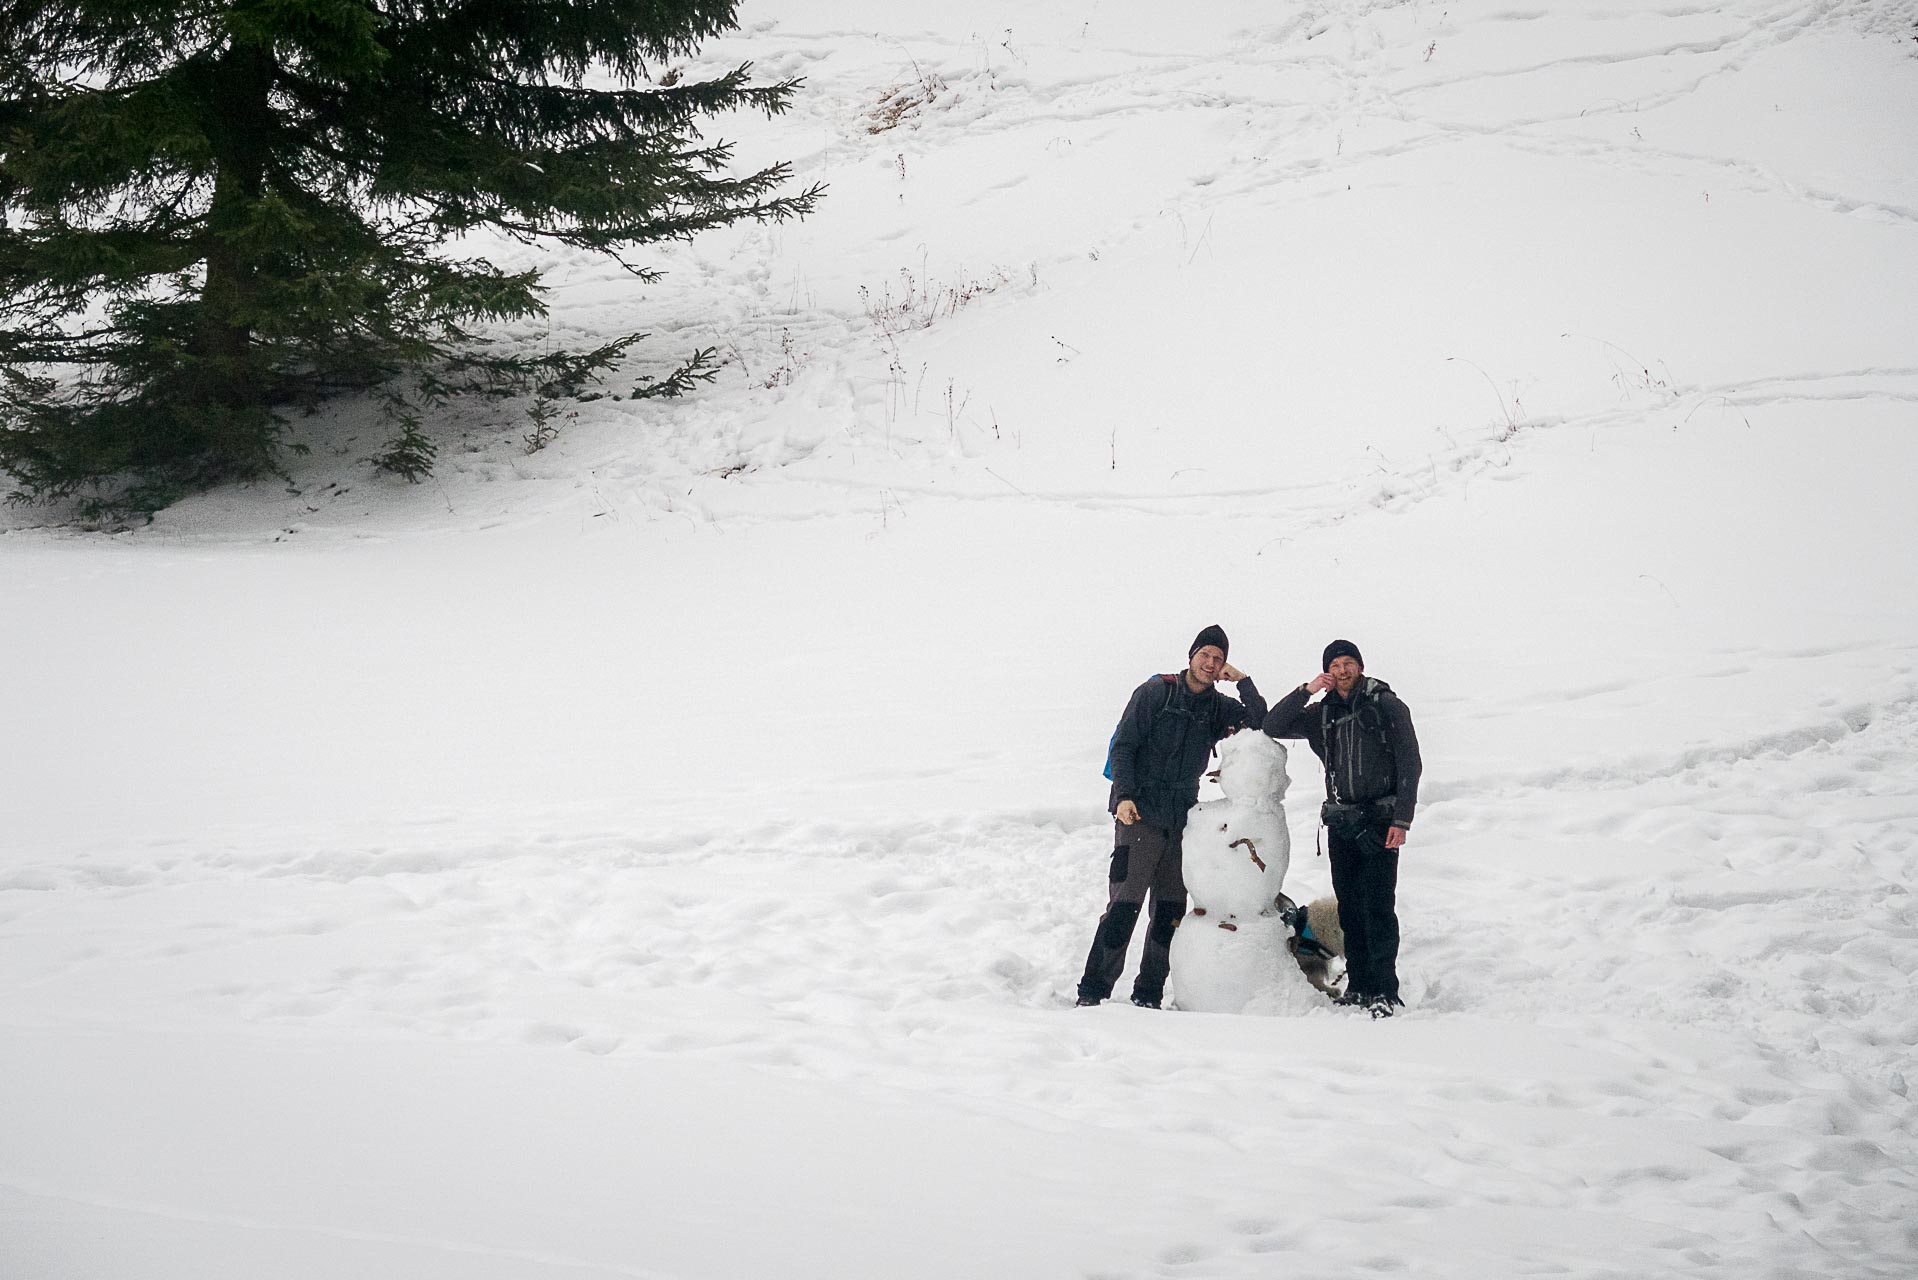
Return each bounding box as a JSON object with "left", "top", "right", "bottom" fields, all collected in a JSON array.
[{"left": 1360, "top": 679, "right": 1396, "bottom": 739}]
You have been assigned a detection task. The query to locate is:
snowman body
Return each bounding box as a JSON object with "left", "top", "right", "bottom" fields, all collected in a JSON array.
[{"left": 1171, "top": 732, "right": 1298, "bottom": 1014}]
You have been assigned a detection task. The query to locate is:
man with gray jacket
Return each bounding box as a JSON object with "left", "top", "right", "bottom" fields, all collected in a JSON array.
[{"left": 1075, "top": 625, "right": 1266, "bottom": 1009}]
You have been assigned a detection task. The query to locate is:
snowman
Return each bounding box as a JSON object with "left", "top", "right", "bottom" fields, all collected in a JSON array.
[{"left": 1170, "top": 730, "right": 1299, "bottom": 1013}]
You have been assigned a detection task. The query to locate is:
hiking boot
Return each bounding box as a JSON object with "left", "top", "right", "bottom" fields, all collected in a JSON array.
[
  {"left": 1075, "top": 995, "right": 1103, "bottom": 1007},
  {"left": 1364, "top": 994, "right": 1403, "bottom": 1019},
  {"left": 1129, "top": 994, "right": 1162, "bottom": 1009},
  {"left": 1332, "top": 990, "right": 1367, "bottom": 1007}
]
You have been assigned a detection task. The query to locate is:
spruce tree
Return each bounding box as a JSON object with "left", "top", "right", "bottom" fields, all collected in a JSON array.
[{"left": 0, "top": 0, "right": 819, "bottom": 513}]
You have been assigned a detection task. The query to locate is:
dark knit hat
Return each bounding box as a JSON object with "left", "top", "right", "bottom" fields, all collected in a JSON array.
[
  {"left": 1189, "top": 625, "right": 1230, "bottom": 660},
  {"left": 1322, "top": 639, "right": 1364, "bottom": 671}
]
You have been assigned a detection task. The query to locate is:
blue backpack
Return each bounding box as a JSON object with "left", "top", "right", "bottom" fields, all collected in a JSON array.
[{"left": 1102, "top": 674, "right": 1182, "bottom": 780}]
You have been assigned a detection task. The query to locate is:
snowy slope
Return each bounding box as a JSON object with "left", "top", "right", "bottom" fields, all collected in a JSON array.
[{"left": 4, "top": 2, "right": 1917, "bottom": 1277}]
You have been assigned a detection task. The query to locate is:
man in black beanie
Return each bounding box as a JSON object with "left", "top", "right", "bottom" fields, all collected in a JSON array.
[
  {"left": 1076, "top": 625, "right": 1267, "bottom": 1008},
  {"left": 1263, "top": 640, "right": 1422, "bottom": 1017}
]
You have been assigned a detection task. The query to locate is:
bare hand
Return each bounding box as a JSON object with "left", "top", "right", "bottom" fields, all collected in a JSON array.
[
  {"left": 1116, "top": 799, "right": 1141, "bottom": 826},
  {"left": 1385, "top": 825, "right": 1407, "bottom": 850},
  {"left": 1306, "top": 673, "right": 1333, "bottom": 694},
  {"left": 1220, "top": 662, "right": 1245, "bottom": 682}
]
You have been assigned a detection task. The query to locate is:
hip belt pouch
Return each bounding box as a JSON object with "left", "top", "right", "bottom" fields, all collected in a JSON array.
[{"left": 1321, "top": 797, "right": 1395, "bottom": 837}]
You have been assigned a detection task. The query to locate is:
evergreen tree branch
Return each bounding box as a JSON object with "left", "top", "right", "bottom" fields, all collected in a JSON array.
[{"left": 0, "top": 0, "right": 823, "bottom": 511}]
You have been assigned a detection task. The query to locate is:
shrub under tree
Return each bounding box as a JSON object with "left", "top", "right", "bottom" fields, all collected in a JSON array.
[{"left": 0, "top": 0, "right": 819, "bottom": 513}]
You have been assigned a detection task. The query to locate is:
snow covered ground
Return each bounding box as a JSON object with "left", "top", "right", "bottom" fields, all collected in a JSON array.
[{"left": 4, "top": 2, "right": 1917, "bottom": 1276}]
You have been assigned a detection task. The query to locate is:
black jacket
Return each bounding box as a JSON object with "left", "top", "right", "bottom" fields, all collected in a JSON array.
[
  {"left": 1109, "top": 674, "right": 1267, "bottom": 831},
  {"left": 1263, "top": 676, "right": 1421, "bottom": 828}
]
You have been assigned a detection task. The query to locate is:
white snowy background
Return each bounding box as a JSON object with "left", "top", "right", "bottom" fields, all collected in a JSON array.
[{"left": 5, "top": 1, "right": 1918, "bottom": 1276}]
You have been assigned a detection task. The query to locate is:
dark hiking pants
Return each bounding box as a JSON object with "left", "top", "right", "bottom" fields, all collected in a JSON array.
[
  {"left": 1327, "top": 818, "right": 1401, "bottom": 1003},
  {"left": 1076, "top": 821, "right": 1187, "bottom": 1004}
]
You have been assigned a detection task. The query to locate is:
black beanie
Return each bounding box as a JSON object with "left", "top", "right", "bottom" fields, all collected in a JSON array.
[
  {"left": 1322, "top": 639, "right": 1363, "bottom": 671},
  {"left": 1189, "top": 625, "right": 1229, "bottom": 660}
]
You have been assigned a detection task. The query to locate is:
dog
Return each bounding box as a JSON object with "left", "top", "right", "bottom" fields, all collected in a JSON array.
[{"left": 1275, "top": 892, "right": 1345, "bottom": 997}]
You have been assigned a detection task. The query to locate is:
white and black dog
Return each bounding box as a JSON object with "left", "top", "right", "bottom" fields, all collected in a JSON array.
[{"left": 1276, "top": 893, "right": 1345, "bottom": 997}]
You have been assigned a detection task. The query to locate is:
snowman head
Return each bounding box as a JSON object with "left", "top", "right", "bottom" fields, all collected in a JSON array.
[{"left": 1216, "top": 730, "right": 1288, "bottom": 804}]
